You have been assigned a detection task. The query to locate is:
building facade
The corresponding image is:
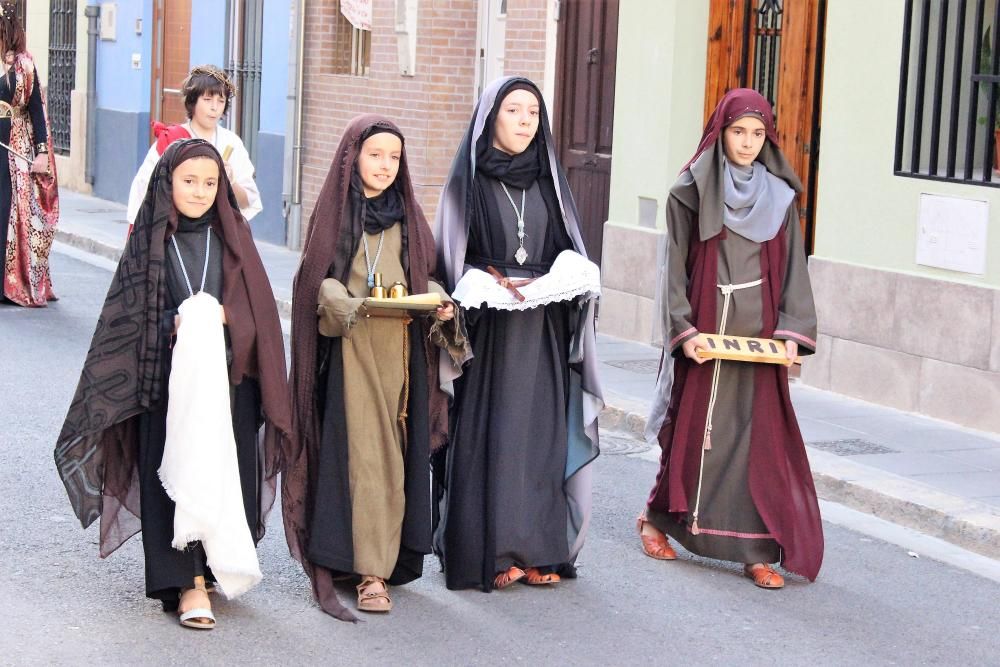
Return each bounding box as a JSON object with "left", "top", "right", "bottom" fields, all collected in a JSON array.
[
  {"left": 85, "top": 0, "right": 292, "bottom": 244},
  {"left": 600, "top": 0, "right": 1000, "bottom": 433}
]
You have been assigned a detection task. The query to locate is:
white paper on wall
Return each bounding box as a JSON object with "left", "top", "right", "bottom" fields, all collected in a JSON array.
[{"left": 915, "top": 193, "right": 989, "bottom": 275}]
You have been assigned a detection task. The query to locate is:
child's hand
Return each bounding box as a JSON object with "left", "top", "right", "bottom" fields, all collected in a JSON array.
[
  {"left": 435, "top": 303, "right": 455, "bottom": 322},
  {"left": 681, "top": 334, "right": 710, "bottom": 364},
  {"left": 784, "top": 340, "right": 798, "bottom": 362}
]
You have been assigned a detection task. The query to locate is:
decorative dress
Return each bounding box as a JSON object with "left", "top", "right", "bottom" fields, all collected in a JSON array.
[{"left": 1, "top": 52, "right": 58, "bottom": 306}]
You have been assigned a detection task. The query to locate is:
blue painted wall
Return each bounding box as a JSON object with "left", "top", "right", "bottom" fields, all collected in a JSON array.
[
  {"left": 90, "top": 0, "right": 291, "bottom": 239},
  {"left": 190, "top": 1, "right": 226, "bottom": 68},
  {"left": 259, "top": 0, "right": 290, "bottom": 135},
  {"left": 253, "top": 0, "right": 292, "bottom": 243},
  {"left": 92, "top": 0, "right": 154, "bottom": 203}
]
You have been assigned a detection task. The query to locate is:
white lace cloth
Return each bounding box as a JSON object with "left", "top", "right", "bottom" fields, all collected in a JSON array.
[
  {"left": 452, "top": 250, "right": 601, "bottom": 311},
  {"left": 158, "top": 291, "right": 262, "bottom": 599}
]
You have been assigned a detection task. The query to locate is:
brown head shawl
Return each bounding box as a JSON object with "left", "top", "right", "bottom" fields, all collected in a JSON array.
[
  {"left": 284, "top": 115, "right": 443, "bottom": 621},
  {"left": 54, "top": 138, "right": 291, "bottom": 557}
]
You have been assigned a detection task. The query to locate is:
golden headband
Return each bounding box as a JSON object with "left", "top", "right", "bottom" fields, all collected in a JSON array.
[{"left": 181, "top": 65, "right": 238, "bottom": 98}]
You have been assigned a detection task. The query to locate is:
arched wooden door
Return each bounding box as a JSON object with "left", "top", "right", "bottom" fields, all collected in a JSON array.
[{"left": 705, "top": 0, "right": 826, "bottom": 250}]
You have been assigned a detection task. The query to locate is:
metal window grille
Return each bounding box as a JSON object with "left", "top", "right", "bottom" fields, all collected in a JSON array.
[
  {"left": 751, "top": 0, "right": 783, "bottom": 108},
  {"left": 47, "top": 0, "right": 76, "bottom": 155},
  {"left": 226, "top": 0, "right": 263, "bottom": 164},
  {"left": 329, "top": 11, "right": 371, "bottom": 76},
  {"left": 895, "top": 0, "right": 1000, "bottom": 186}
]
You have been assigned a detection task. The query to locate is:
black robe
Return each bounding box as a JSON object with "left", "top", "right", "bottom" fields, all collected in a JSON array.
[
  {"left": 435, "top": 174, "right": 576, "bottom": 590},
  {"left": 137, "top": 218, "right": 262, "bottom": 606}
]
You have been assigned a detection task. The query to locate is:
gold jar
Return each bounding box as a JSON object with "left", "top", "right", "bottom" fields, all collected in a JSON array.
[
  {"left": 389, "top": 281, "right": 408, "bottom": 299},
  {"left": 370, "top": 272, "right": 388, "bottom": 299}
]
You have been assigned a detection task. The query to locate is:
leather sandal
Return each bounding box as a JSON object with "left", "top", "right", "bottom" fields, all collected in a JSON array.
[
  {"left": 743, "top": 563, "right": 784, "bottom": 589},
  {"left": 637, "top": 515, "right": 677, "bottom": 560},
  {"left": 178, "top": 576, "right": 216, "bottom": 630},
  {"left": 522, "top": 567, "right": 561, "bottom": 585},
  {"left": 493, "top": 566, "right": 526, "bottom": 589},
  {"left": 357, "top": 575, "right": 392, "bottom": 612}
]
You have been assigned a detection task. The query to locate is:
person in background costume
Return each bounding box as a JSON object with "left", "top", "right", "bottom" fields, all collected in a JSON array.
[
  {"left": 283, "top": 115, "right": 466, "bottom": 619},
  {"left": 433, "top": 76, "right": 603, "bottom": 592},
  {"left": 640, "top": 88, "right": 823, "bottom": 589},
  {"left": 55, "top": 139, "right": 291, "bottom": 629},
  {"left": 127, "top": 65, "right": 261, "bottom": 228},
  {"left": 0, "top": 0, "right": 59, "bottom": 307}
]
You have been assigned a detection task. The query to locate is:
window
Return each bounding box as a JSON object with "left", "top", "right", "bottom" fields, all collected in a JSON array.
[
  {"left": 330, "top": 8, "right": 371, "bottom": 76},
  {"left": 895, "top": 0, "right": 1000, "bottom": 186},
  {"left": 47, "top": 0, "right": 76, "bottom": 155}
]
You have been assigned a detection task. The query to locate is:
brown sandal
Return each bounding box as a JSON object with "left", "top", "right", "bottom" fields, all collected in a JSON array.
[
  {"left": 743, "top": 563, "right": 784, "bottom": 589},
  {"left": 522, "top": 567, "right": 561, "bottom": 585},
  {"left": 493, "top": 566, "right": 526, "bottom": 589},
  {"left": 356, "top": 575, "right": 392, "bottom": 612},
  {"left": 637, "top": 516, "right": 677, "bottom": 560}
]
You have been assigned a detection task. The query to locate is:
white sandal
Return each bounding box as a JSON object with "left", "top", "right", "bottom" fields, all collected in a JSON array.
[
  {"left": 179, "top": 606, "right": 216, "bottom": 630},
  {"left": 178, "top": 578, "right": 216, "bottom": 630}
]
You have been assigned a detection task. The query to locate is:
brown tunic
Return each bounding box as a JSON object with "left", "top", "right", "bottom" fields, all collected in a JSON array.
[
  {"left": 318, "top": 224, "right": 454, "bottom": 578},
  {"left": 322, "top": 225, "right": 409, "bottom": 578},
  {"left": 648, "top": 197, "right": 817, "bottom": 564}
]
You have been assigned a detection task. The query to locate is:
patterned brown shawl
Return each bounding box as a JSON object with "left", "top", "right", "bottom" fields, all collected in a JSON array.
[{"left": 54, "top": 139, "right": 291, "bottom": 557}]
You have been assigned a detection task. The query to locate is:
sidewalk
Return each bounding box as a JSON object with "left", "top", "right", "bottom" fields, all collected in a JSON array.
[{"left": 54, "top": 190, "right": 1000, "bottom": 560}]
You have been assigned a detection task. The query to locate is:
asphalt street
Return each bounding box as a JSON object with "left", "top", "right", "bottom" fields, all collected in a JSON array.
[{"left": 0, "top": 247, "right": 997, "bottom": 666}]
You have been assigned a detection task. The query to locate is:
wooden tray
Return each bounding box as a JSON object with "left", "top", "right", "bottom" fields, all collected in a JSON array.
[
  {"left": 363, "top": 293, "right": 442, "bottom": 316},
  {"left": 695, "top": 334, "right": 795, "bottom": 366}
]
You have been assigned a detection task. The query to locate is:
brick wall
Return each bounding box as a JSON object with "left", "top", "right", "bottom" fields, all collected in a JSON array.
[
  {"left": 502, "top": 0, "right": 547, "bottom": 84},
  {"left": 300, "top": 0, "right": 551, "bottom": 245}
]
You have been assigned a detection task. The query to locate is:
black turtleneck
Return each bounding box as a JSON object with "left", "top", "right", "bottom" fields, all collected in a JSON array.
[{"left": 165, "top": 210, "right": 224, "bottom": 310}]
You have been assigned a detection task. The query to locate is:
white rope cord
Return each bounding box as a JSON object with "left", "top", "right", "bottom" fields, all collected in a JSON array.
[
  {"left": 170, "top": 230, "right": 212, "bottom": 298},
  {"left": 690, "top": 277, "right": 762, "bottom": 535}
]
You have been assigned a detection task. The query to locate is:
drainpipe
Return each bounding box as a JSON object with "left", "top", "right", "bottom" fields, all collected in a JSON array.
[
  {"left": 282, "top": 0, "right": 306, "bottom": 249},
  {"left": 84, "top": 4, "right": 100, "bottom": 185}
]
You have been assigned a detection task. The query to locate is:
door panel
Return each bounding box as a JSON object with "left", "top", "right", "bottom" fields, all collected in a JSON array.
[
  {"left": 555, "top": 0, "right": 619, "bottom": 265},
  {"left": 151, "top": 0, "right": 192, "bottom": 131},
  {"left": 705, "top": 0, "right": 826, "bottom": 249}
]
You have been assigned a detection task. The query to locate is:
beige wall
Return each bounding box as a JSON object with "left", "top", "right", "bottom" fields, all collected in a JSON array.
[
  {"left": 606, "top": 0, "right": 708, "bottom": 232},
  {"left": 814, "top": 0, "right": 1000, "bottom": 288},
  {"left": 805, "top": 0, "right": 1000, "bottom": 432},
  {"left": 600, "top": 0, "right": 708, "bottom": 343},
  {"left": 25, "top": 0, "right": 51, "bottom": 83}
]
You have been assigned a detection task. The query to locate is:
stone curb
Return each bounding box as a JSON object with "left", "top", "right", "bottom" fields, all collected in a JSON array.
[{"left": 600, "top": 402, "right": 1000, "bottom": 561}]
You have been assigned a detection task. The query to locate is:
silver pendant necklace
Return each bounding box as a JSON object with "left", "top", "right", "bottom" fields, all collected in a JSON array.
[
  {"left": 499, "top": 182, "right": 528, "bottom": 265},
  {"left": 363, "top": 231, "right": 386, "bottom": 289}
]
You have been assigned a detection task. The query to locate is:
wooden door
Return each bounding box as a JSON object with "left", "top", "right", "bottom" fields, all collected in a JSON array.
[
  {"left": 705, "top": 0, "right": 826, "bottom": 249},
  {"left": 554, "top": 0, "right": 619, "bottom": 266},
  {"left": 150, "top": 0, "right": 191, "bottom": 133}
]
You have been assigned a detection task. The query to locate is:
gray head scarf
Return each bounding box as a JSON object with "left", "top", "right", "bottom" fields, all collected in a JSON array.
[{"left": 722, "top": 158, "right": 795, "bottom": 242}]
